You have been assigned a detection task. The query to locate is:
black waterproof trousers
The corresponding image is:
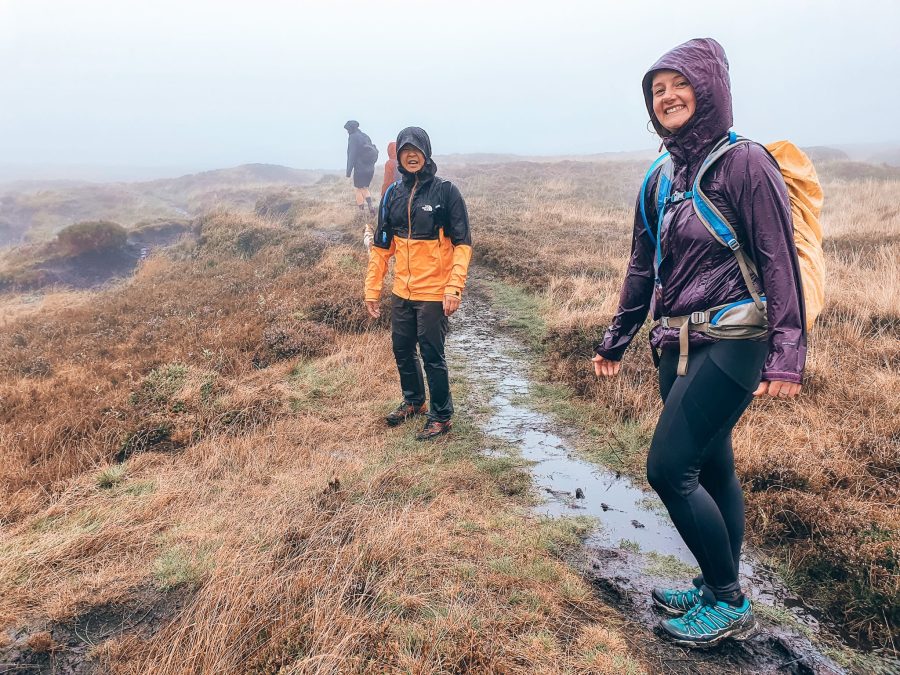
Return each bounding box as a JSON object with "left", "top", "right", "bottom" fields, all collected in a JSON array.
[
  {"left": 647, "top": 339, "right": 767, "bottom": 602},
  {"left": 391, "top": 294, "right": 453, "bottom": 422}
]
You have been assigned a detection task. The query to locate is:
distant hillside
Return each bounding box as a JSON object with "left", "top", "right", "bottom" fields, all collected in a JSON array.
[
  {"left": 0, "top": 164, "right": 326, "bottom": 245},
  {"left": 801, "top": 146, "right": 850, "bottom": 163},
  {"left": 832, "top": 142, "right": 900, "bottom": 166},
  {"left": 437, "top": 149, "right": 658, "bottom": 166},
  {"left": 144, "top": 163, "right": 322, "bottom": 195}
]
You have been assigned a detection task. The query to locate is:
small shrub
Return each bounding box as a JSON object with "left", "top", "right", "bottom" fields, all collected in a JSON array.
[
  {"left": 135, "top": 363, "right": 189, "bottom": 404},
  {"left": 254, "top": 320, "right": 336, "bottom": 368},
  {"left": 56, "top": 220, "right": 127, "bottom": 256},
  {"left": 116, "top": 426, "right": 176, "bottom": 462}
]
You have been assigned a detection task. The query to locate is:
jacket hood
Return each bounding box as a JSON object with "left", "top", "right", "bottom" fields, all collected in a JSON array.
[
  {"left": 642, "top": 38, "right": 733, "bottom": 166},
  {"left": 387, "top": 141, "right": 397, "bottom": 160},
  {"left": 344, "top": 120, "right": 359, "bottom": 132},
  {"left": 396, "top": 126, "right": 437, "bottom": 181}
]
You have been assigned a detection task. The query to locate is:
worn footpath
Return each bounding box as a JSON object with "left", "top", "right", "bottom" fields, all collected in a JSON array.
[{"left": 448, "top": 282, "right": 866, "bottom": 675}]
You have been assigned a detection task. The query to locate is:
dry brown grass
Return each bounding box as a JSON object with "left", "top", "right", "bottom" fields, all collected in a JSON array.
[
  {"left": 455, "top": 160, "right": 900, "bottom": 648},
  {"left": 0, "top": 196, "right": 643, "bottom": 672}
]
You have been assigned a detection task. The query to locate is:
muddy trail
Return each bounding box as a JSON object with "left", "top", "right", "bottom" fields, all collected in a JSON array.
[{"left": 448, "top": 283, "right": 866, "bottom": 675}]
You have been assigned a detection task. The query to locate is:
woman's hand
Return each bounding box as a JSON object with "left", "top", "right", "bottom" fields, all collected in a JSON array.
[
  {"left": 443, "top": 294, "right": 461, "bottom": 317},
  {"left": 365, "top": 300, "right": 381, "bottom": 319},
  {"left": 592, "top": 354, "right": 621, "bottom": 378},
  {"left": 753, "top": 380, "right": 802, "bottom": 398}
]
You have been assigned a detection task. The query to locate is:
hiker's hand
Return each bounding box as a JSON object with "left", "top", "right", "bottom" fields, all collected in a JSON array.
[
  {"left": 753, "top": 380, "right": 801, "bottom": 398},
  {"left": 365, "top": 300, "right": 380, "bottom": 319},
  {"left": 443, "top": 294, "right": 460, "bottom": 317},
  {"left": 592, "top": 354, "right": 621, "bottom": 378}
]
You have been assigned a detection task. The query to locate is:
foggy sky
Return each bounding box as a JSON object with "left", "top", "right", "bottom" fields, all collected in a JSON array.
[{"left": 1, "top": 0, "right": 898, "bottom": 179}]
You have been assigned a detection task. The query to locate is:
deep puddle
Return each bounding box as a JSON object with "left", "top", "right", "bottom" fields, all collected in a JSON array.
[{"left": 448, "top": 288, "right": 879, "bottom": 675}]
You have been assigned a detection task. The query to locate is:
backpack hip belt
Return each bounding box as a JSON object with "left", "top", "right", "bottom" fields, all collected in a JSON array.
[{"left": 660, "top": 298, "right": 768, "bottom": 376}]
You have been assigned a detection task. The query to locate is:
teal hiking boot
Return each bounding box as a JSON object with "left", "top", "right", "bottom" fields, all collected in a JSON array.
[
  {"left": 651, "top": 586, "right": 702, "bottom": 615},
  {"left": 660, "top": 593, "right": 756, "bottom": 647}
]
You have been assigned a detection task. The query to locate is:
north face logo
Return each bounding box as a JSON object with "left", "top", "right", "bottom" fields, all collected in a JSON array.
[{"left": 421, "top": 205, "right": 433, "bottom": 212}]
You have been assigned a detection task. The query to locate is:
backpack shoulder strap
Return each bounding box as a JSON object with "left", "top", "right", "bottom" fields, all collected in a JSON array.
[
  {"left": 639, "top": 152, "right": 672, "bottom": 245},
  {"left": 381, "top": 180, "right": 399, "bottom": 224},
  {"left": 691, "top": 132, "right": 765, "bottom": 309}
]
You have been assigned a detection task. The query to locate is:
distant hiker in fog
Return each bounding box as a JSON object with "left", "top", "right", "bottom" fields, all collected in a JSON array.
[
  {"left": 381, "top": 141, "right": 400, "bottom": 197},
  {"left": 344, "top": 120, "right": 378, "bottom": 217},
  {"left": 593, "top": 38, "right": 807, "bottom": 648},
  {"left": 364, "top": 127, "right": 472, "bottom": 441}
]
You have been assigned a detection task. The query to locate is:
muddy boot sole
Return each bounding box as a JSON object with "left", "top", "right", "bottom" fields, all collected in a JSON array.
[
  {"left": 663, "top": 616, "right": 758, "bottom": 649},
  {"left": 652, "top": 595, "right": 692, "bottom": 616}
]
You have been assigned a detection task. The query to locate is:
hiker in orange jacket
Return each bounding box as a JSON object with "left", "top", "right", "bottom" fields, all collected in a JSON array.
[
  {"left": 364, "top": 127, "right": 472, "bottom": 441},
  {"left": 381, "top": 141, "right": 400, "bottom": 197}
]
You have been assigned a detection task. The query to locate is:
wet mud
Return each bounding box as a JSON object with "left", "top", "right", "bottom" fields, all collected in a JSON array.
[
  {"left": 0, "top": 586, "right": 187, "bottom": 674},
  {"left": 449, "top": 285, "right": 861, "bottom": 674}
]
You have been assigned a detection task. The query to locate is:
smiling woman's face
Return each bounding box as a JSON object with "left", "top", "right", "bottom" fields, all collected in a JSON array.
[
  {"left": 399, "top": 146, "right": 425, "bottom": 173},
  {"left": 651, "top": 70, "right": 696, "bottom": 133}
]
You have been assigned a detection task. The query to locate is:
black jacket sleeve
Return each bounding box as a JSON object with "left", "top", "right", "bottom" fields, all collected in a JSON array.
[
  {"left": 444, "top": 183, "right": 471, "bottom": 247},
  {"left": 346, "top": 133, "right": 361, "bottom": 178}
]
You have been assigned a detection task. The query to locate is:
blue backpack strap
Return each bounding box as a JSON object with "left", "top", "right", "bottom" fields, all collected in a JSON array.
[
  {"left": 639, "top": 152, "right": 671, "bottom": 246},
  {"left": 376, "top": 180, "right": 400, "bottom": 246},
  {"left": 654, "top": 161, "right": 674, "bottom": 270},
  {"left": 381, "top": 180, "right": 398, "bottom": 224},
  {"left": 690, "top": 132, "right": 764, "bottom": 309}
]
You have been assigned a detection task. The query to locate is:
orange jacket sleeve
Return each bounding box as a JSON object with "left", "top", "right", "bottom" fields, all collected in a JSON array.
[{"left": 364, "top": 237, "right": 394, "bottom": 301}]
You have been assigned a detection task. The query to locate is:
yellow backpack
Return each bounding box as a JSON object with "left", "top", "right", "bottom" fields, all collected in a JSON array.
[
  {"left": 641, "top": 134, "right": 826, "bottom": 331},
  {"left": 765, "top": 141, "right": 826, "bottom": 330}
]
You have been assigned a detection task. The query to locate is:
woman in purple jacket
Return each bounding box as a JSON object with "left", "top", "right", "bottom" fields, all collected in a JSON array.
[{"left": 592, "top": 38, "right": 806, "bottom": 647}]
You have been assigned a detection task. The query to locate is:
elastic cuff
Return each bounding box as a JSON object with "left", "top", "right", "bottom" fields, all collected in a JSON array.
[
  {"left": 761, "top": 371, "right": 802, "bottom": 384},
  {"left": 594, "top": 346, "right": 622, "bottom": 361}
]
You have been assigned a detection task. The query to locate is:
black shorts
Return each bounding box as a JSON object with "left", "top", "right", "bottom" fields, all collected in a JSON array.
[{"left": 353, "top": 165, "right": 375, "bottom": 189}]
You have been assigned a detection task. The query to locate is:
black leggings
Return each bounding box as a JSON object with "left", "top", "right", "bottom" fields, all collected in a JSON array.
[{"left": 647, "top": 339, "right": 767, "bottom": 601}]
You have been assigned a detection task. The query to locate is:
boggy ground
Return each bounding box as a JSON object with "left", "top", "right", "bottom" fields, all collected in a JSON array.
[
  {"left": 449, "top": 284, "right": 857, "bottom": 674},
  {"left": 1, "top": 157, "right": 897, "bottom": 673},
  {"left": 450, "top": 157, "right": 899, "bottom": 657},
  {"left": 0, "top": 178, "right": 648, "bottom": 673}
]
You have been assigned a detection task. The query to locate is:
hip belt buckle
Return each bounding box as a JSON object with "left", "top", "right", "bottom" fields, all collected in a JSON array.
[{"left": 690, "top": 311, "right": 707, "bottom": 325}]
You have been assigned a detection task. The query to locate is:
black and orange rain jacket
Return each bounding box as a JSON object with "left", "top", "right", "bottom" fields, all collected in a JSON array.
[{"left": 365, "top": 127, "right": 472, "bottom": 303}]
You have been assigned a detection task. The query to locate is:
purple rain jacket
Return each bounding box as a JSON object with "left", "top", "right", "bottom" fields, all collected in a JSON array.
[{"left": 595, "top": 38, "right": 806, "bottom": 384}]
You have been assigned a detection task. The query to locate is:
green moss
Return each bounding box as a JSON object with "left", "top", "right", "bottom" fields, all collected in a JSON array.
[
  {"left": 619, "top": 539, "right": 640, "bottom": 553},
  {"left": 536, "top": 516, "right": 597, "bottom": 557},
  {"left": 121, "top": 480, "right": 156, "bottom": 497},
  {"left": 484, "top": 280, "right": 547, "bottom": 350},
  {"left": 96, "top": 465, "right": 127, "bottom": 490},
  {"left": 642, "top": 552, "right": 698, "bottom": 579},
  {"left": 137, "top": 363, "right": 189, "bottom": 404},
  {"left": 152, "top": 543, "right": 213, "bottom": 590}
]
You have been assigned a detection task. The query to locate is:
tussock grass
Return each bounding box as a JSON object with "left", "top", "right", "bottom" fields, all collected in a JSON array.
[{"left": 0, "top": 193, "right": 644, "bottom": 672}]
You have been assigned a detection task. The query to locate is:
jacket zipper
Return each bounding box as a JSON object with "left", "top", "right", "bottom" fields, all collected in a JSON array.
[{"left": 406, "top": 176, "right": 418, "bottom": 298}]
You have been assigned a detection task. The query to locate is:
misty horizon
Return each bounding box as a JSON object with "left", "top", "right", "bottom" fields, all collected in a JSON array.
[{"left": 3, "top": 0, "right": 899, "bottom": 183}]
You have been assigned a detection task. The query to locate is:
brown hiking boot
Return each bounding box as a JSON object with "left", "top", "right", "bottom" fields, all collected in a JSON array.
[
  {"left": 416, "top": 419, "right": 452, "bottom": 441},
  {"left": 385, "top": 402, "right": 427, "bottom": 427}
]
